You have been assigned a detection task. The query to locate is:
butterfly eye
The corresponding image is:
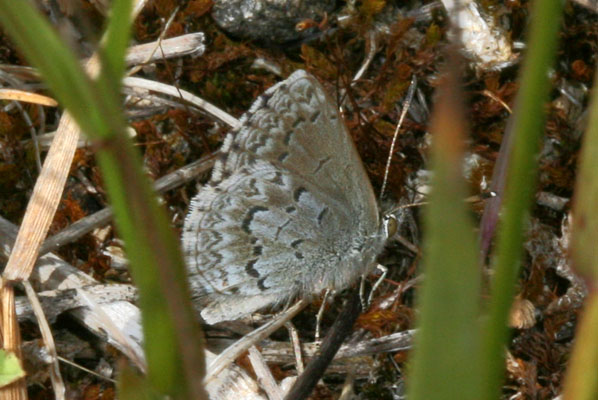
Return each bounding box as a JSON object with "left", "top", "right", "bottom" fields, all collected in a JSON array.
[{"left": 382, "top": 214, "right": 398, "bottom": 238}]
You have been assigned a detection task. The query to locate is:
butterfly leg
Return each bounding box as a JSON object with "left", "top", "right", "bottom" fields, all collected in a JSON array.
[
  {"left": 315, "top": 289, "right": 331, "bottom": 343},
  {"left": 359, "top": 274, "right": 367, "bottom": 310},
  {"left": 367, "top": 264, "right": 388, "bottom": 306}
]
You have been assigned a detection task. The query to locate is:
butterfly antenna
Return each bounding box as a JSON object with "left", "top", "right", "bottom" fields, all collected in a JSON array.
[
  {"left": 380, "top": 75, "right": 417, "bottom": 200},
  {"left": 385, "top": 191, "right": 498, "bottom": 216}
]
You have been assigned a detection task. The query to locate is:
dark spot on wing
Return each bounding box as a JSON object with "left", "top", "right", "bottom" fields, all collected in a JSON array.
[
  {"left": 248, "top": 134, "right": 267, "bottom": 152},
  {"left": 314, "top": 156, "right": 331, "bottom": 174},
  {"left": 271, "top": 172, "right": 283, "bottom": 185},
  {"left": 257, "top": 277, "right": 269, "bottom": 291},
  {"left": 284, "top": 131, "right": 293, "bottom": 145},
  {"left": 317, "top": 207, "right": 328, "bottom": 225},
  {"left": 208, "top": 251, "right": 223, "bottom": 264},
  {"left": 310, "top": 110, "right": 321, "bottom": 122},
  {"left": 219, "top": 169, "right": 231, "bottom": 181},
  {"left": 245, "top": 153, "right": 257, "bottom": 166},
  {"left": 292, "top": 116, "right": 306, "bottom": 128},
  {"left": 278, "top": 152, "right": 289, "bottom": 162},
  {"left": 275, "top": 219, "right": 291, "bottom": 241},
  {"left": 245, "top": 259, "right": 260, "bottom": 278},
  {"left": 293, "top": 187, "right": 307, "bottom": 202},
  {"left": 259, "top": 93, "right": 272, "bottom": 106},
  {"left": 242, "top": 206, "right": 268, "bottom": 234},
  {"left": 246, "top": 178, "right": 259, "bottom": 197}
]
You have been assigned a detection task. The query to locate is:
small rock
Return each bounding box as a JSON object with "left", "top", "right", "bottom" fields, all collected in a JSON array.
[{"left": 212, "top": 0, "right": 336, "bottom": 44}]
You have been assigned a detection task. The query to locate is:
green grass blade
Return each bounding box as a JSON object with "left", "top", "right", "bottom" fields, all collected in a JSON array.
[
  {"left": 571, "top": 64, "right": 598, "bottom": 286},
  {"left": 97, "top": 0, "right": 134, "bottom": 98},
  {"left": 96, "top": 139, "right": 206, "bottom": 399},
  {"left": 483, "top": 1, "right": 564, "bottom": 397},
  {"left": 407, "top": 63, "right": 483, "bottom": 400},
  {"left": 562, "top": 293, "right": 598, "bottom": 400},
  {"left": 117, "top": 364, "right": 163, "bottom": 400},
  {"left": 563, "top": 59, "right": 598, "bottom": 400},
  {"left": 0, "top": 1, "right": 207, "bottom": 398}
]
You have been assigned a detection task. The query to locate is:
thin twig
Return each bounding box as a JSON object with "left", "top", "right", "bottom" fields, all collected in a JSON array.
[
  {"left": 39, "top": 153, "right": 218, "bottom": 255},
  {"left": 248, "top": 346, "right": 284, "bottom": 400},
  {"left": 352, "top": 30, "right": 377, "bottom": 83},
  {"left": 57, "top": 356, "right": 117, "bottom": 383},
  {"left": 125, "top": 32, "right": 205, "bottom": 66},
  {"left": 127, "top": 5, "right": 180, "bottom": 77},
  {"left": 124, "top": 76, "right": 240, "bottom": 128},
  {"left": 22, "top": 281, "right": 65, "bottom": 400},
  {"left": 205, "top": 300, "right": 308, "bottom": 384},
  {"left": 380, "top": 75, "right": 417, "bottom": 199},
  {"left": 285, "top": 322, "right": 304, "bottom": 374}
]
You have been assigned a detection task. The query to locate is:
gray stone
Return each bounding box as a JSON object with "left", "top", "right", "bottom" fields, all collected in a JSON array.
[{"left": 212, "top": 0, "right": 336, "bottom": 44}]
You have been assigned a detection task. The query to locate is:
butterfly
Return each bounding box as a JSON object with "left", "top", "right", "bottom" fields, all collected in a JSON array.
[{"left": 182, "top": 70, "right": 391, "bottom": 323}]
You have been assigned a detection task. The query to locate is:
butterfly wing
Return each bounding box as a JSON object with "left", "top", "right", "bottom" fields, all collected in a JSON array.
[{"left": 182, "top": 70, "right": 384, "bottom": 323}]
